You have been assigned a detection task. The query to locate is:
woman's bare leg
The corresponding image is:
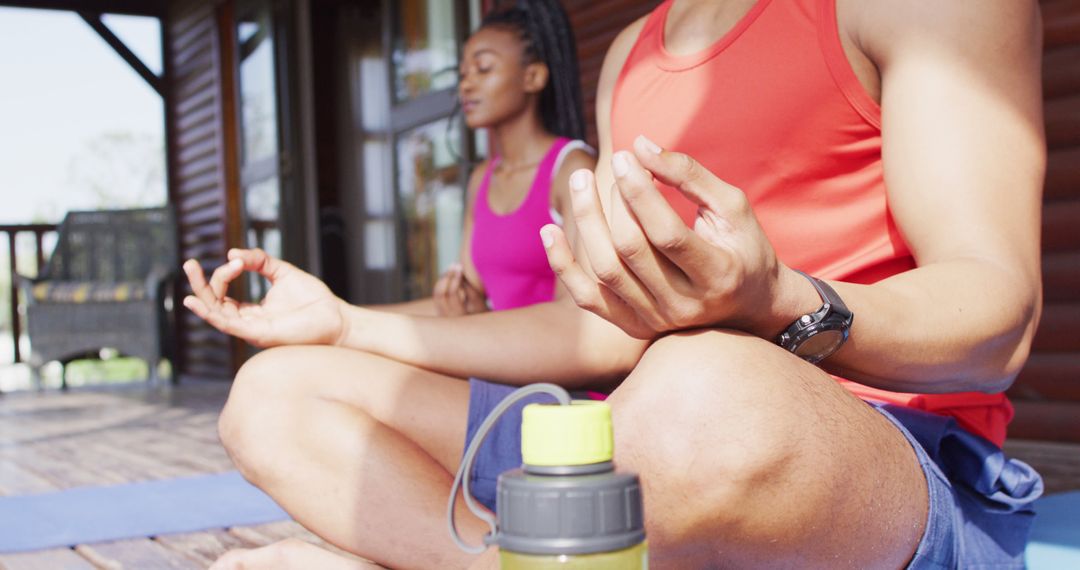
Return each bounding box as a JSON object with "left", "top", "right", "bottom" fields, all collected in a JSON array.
[{"left": 216, "top": 345, "right": 488, "bottom": 569}]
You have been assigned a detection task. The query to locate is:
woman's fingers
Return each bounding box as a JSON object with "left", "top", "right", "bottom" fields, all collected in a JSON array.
[
  {"left": 228, "top": 248, "right": 290, "bottom": 282},
  {"left": 207, "top": 258, "right": 244, "bottom": 300},
  {"left": 434, "top": 265, "right": 469, "bottom": 316},
  {"left": 183, "top": 259, "right": 221, "bottom": 309},
  {"left": 448, "top": 266, "right": 467, "bottom": 305},
  {"left": 182, "top": 294, "right": 209, "bottom": 319}
]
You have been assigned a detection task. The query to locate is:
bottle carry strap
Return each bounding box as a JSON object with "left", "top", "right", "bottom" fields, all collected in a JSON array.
[{"left": 447, "top": 383, "right": 572, "bottom": 554}]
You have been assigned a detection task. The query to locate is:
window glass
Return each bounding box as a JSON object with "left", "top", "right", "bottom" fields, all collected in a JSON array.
[
  {"left": 395, "top": 117, "right": 464, "bottom": 299},
  {"left": 237, "top": 10, "right": 279, "bottom": 164},
  {"left": 391, "top": 0, "right": 458, "bottom": 102},
  {"left": 236, "top": 3, "right": 281, "bottom": 301}
]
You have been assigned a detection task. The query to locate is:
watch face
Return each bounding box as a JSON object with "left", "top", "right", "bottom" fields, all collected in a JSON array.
[{"left": 794, "top": 329, "right": 845, "bottom": 363}]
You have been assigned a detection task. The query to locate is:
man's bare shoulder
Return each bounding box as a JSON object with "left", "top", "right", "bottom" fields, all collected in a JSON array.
[
  {"left": 598, "top": 14, "right": 650, "bottom": 92},
  {"left": 845, "top": 0, "right": 1041, "bottom": 67}
]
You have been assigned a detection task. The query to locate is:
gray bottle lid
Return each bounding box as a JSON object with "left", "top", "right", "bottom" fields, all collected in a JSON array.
[{"left": 492, "top": 465, "right": 646, "bottom": 556}]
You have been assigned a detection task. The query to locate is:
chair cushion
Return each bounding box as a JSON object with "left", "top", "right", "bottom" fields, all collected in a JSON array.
[{"left": 31, "top": 281, "right": 148, "bottom": 303}]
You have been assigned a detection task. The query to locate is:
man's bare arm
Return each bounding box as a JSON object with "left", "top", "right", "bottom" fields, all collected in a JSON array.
[
  {"left": 544, "top": 1, "right": 1043, "bottom": 395},
  {"left": 822, "top": 0, "right": 1045, "bottom": 393}
]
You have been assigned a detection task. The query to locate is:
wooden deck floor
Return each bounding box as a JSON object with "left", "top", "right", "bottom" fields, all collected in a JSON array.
[
  {"left": 0, "top": 379, "right": 363, "bottom": 569},
  {"left": 0, "top": 379, "right": 1077, "bottom": 569}
]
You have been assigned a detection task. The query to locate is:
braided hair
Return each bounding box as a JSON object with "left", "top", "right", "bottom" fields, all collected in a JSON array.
[{"left": 480, "top": 0, "right": 586, "bottom": 141}]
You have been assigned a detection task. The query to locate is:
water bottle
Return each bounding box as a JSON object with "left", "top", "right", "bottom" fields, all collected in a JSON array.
[{"left": 448, "top": 383, "right": 647, "bottom": 569}]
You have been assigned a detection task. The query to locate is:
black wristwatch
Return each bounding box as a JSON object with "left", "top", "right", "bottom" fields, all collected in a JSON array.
[{"left": 775, "top": 271, "right": 854, "bottom": 364}]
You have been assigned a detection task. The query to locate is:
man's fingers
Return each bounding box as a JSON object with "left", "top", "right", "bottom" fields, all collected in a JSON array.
[
  {"left": 608, "top": 152, "right": 699, "bottom": 295},
  {"left": 631, "top": 135, "right": 744, "bottom": 216},
  {"left": 626, "top": 139, "right": 740, "bottom": 280},
  {"left": 567, "top": 169, "right": 660, "bottom": 314},
  {"left": 543, "top": 225, "right": 603, "bottom": 310},
  {"left": 542, "top": 225, "right": 654, "bottom": 339}
]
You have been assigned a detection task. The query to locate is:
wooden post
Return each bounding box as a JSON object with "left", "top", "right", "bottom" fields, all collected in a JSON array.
[{"left": 8, "top": 232, "right": 21, "bottom": 364}]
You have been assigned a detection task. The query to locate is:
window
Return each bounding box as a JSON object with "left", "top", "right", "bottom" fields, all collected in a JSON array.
[{"left": 235, "top": 1, "right": 282, "bottom": 299}]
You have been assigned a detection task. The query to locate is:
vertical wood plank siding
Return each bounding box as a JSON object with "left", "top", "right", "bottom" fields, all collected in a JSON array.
[
  {"left": 165, "top": 0, "right": 237, "bottom": 379},
  {"left": 1006, "top": 0, "right": 1080, "bottom": 442},
  {"left": 563, "top": 0, "right": 660, "bottom": 148}
]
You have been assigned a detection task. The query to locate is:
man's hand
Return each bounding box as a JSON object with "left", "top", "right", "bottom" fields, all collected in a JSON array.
[
  {"left": 182, "top": 248, "right": 348, "bottom": 348},
  {"left": 433, "top": 263, "right": 488, "bottom": 316},
  {"left": 542, "top": 135, "right": 798, "bottom": 340}
]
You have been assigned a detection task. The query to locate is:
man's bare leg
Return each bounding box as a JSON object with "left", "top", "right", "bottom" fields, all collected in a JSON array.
[
  {"left": 607, "top": 329, "right": 927, "bottom": 569},
  {"left": 215, "top": 345, "right": 488, "bottom": 569}
]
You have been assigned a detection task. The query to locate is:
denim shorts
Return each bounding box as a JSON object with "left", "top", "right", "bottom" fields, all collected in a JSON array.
[
  {"left": 463, "top": 379, "right": 1044, "bottom": 568},
  {"left": 875, "top": 403, "right": 1043, "bottom": 569}
]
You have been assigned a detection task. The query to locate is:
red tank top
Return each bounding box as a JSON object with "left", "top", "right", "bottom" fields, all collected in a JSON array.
[{"left": 612, "top": 0, "right": 1012, "bottom": 445}]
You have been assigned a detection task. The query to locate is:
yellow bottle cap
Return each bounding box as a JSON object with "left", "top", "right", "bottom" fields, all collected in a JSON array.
[{"left": 521, "top": 400, "right": 613, "bottom": 467}]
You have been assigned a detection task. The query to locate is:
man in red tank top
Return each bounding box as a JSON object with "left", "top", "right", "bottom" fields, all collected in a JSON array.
[
  {"left": 537, "top": 0, "right": 1045, "bottom": 568},
  {"left": 180, "top": 1, "right": 1046, "bottom": 568}
]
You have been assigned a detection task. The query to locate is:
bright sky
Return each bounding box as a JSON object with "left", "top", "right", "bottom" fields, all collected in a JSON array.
[{"left": 0, "top": 6, "right": 164, "bottom": 224}]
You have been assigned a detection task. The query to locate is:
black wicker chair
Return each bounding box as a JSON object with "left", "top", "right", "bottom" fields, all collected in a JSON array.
[{"left": 17, "top": 206, "right": 178, "bottom": 387}]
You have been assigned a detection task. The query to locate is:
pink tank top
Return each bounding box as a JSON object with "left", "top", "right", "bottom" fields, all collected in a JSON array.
[
  {"left": 471, "top": 138, "right": 571, "bottom": 311},
  {"left": 611, "top": 0, "right": 1012, "bottom": 445}
]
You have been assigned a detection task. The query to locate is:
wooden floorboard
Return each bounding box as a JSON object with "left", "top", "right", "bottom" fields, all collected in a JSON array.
[
  {"left": 0, "top": 548, "right": 97, "bottom": 570},
  {"left": 76, "top": 539, "right": 203, "bottom": 569},
  {"left": 0, "top": 380, "right": 321, "bottom": 569},
  {"left": 153, "top": 530, "right": 256, "bottom": 568}
]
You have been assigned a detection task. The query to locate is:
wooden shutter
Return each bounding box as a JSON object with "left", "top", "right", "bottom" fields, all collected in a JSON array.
[
  {"left": 165, "top": 0, "right": 243, "bottom": 380},
  {"left": 563, "top": 0, "right": 661, "bottom": 148},
  {"left": 1005, "top": 0, "right": 1080, "bottom": 443}
]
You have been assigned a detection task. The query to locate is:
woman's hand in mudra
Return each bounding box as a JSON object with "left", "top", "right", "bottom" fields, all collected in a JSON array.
[
  {"left": 182, "top": 248, "right": 348, "bottom": 348},
  {"left": 432, "top": 263, "right": 488, "bottom": 316}
]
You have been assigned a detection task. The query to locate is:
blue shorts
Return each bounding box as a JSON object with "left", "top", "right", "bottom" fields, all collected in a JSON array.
[
  {"left": 462, "top": 379, "right": 579, "bottom": 510},
  {"left": 876, "top": 403, "right": 1043, "bottom": 569},
  {"left": 463, "top": 379, "right": 1044, "bottom": 568}
]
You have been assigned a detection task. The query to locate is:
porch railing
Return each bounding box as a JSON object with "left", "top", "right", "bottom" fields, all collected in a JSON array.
[
  {"left": 3, "top": 220, "right": 275, "bottom": 365},
  {"left": 1, "top": 223, "right": 57, "bottom": 364}
]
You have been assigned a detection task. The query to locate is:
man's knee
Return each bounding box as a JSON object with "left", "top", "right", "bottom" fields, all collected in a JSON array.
[{"left": 609, "top": 331, "right": 804, "bottom": 544}]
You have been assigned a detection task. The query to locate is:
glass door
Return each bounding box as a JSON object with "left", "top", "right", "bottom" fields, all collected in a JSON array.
[
  {"left": 235, "top": 0, "right": 281, "bottom": 300},
  {"left": 340, "top": 0, "right": 471, "bottom": 304},
  {"left": 388, "top": 0, "right": 470, "bottom": 301}
]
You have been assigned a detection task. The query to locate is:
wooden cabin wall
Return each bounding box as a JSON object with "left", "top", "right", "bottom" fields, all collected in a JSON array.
[
  {"left": 164, "top": 0, "right": 242, "bottom": 380},
  {"left": 564, "top": 0, "right": 660, "bottom": 148},
  {"left": 1007, "top": 0, "right": 1080, "bottom": 443}
]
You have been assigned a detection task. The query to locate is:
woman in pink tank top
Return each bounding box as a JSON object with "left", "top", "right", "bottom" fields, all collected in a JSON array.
[{"left": 379, "top": 1, "right": 595, "bottom": 317}]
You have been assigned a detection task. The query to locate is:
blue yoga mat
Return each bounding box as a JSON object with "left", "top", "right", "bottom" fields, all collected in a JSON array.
[
  {"left": 1027, "top": 491, "right": 1080, "bottom": 569},
  {"left": 0, "top": 471, "right": 290, "bottom": 553}
]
